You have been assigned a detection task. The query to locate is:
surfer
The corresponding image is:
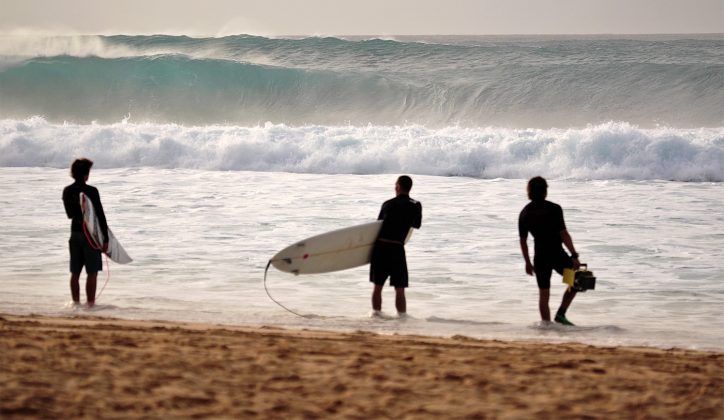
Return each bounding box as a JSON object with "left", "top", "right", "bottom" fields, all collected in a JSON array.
[
  {"left": 370, "top": 175, "right": 422, "bottom": 317},
  {"left": 518, "top": 176, "right": 581, "bottom": 325},
  {"left": 62, "top": 158, "right": 108, "bottom": 308}
]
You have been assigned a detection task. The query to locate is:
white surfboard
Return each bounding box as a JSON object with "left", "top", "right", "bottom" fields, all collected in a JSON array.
[
  {"left": 80, "top": 192, "right": 132, "bottom": 264},
  {"left": 270, "top": 221, "right": 412, "bottom": 275}
]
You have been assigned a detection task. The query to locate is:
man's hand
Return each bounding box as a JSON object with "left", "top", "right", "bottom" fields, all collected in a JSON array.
[
  {"left": 520, "top": 238, "right": 534, "bottom": 276},
  {"left": 572, "top": 257, "right": 580, "bottom": 270},
  {"left": 525, "top": 261, "right": 534, "bottom": 276},
  {"left": 102, "top": 242, "right": 109, "bottom": 253}
]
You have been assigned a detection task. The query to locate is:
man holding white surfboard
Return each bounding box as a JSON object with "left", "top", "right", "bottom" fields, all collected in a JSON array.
[
  {"left": 62, "top": 158, "right": 108, "bottom": 307},
  {"left": 370, "top": 175, "right": 422, "bottom": 317}
]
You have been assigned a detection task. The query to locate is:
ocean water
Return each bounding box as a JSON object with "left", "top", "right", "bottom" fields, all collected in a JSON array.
[{"left": 1, "top": 34, "right": 723, "bottom": 351}]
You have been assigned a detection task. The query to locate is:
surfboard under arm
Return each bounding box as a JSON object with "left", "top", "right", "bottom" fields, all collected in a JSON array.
[
  {"left": 80, "top": 192, "right": 132, "bottom": 264},
  {"left": 269, "top": 221, "right": 414, "bottom": 275}
]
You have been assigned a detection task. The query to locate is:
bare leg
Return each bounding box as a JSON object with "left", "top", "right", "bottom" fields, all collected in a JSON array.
[
  {"left": 395, "top": 288, "right": 406, "bottom": 314},
  {"left": 86, "top": 272, "right": 98, "bottom": 307},
  {"left": 371, "top": 284, "right": 383, "bottom": 311},
  {"left": 538, "top": 288, "right": 551, "bottom": 321},
  {"left": 70, "top": 273, "right": 81, "bottom": 303},
  {"left": 557, "top": 288, "right": 577, "bottom": 316}
]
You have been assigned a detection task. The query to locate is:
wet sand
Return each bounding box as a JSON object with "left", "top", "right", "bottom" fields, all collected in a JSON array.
[{"left": 1, "top": 313, "right": 722, "bottom": 419}]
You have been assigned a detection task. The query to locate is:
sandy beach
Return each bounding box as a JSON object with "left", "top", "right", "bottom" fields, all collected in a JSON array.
[{"left": 1, "top": 313, "right": 721, "bottom": 419}]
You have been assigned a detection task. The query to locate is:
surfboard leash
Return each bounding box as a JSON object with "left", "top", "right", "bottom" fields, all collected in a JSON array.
[
  {"left": 263, "top": 260, "right": 311, "bottom": 319},
  {"left": 96, "top": 254, "right": 111, "bottom": 301}
]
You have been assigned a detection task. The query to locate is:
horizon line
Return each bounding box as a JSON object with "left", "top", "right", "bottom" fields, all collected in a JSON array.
[{"left": 2, "top": 31, "right": 723, "bottom": 37}]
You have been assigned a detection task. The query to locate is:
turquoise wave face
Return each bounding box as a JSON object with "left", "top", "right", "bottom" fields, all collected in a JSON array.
[{"left": 0, "top": 34, "right": 723, "bottom": 127}]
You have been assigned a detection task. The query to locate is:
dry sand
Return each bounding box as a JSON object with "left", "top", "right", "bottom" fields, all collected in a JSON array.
[{"left": 1, "top": 313, "right": 722, "bottom": 419}]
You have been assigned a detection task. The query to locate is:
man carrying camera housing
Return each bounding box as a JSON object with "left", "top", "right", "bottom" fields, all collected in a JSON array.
[{"left": 518, "top": 176, "right": 581, "bottom": 326}]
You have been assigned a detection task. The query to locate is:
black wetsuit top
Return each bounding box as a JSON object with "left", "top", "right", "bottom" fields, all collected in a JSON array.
[
  {"left": 63, "top": 181, "right": 108, "bottom": 240},
  {"left": 518, "top": 199, "right": 566, "bottom": 258},
  {"left": 377, "top": 194, "right": 422, "bottom": 242}
]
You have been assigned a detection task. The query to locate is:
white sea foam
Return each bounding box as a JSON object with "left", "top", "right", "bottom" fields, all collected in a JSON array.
[{"left": 1, "top": 118, "right": 722, "bottom": 181}]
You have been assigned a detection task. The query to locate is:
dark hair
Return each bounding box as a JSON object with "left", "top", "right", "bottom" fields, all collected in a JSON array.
[
  {"left": 527, "top": 176, "right": 547, "bottom": 201},
  {"left": 397, "top": 175, "right": 413, "bottom": 192},
  {"left": 70, "top": 158, "right": 93, "bottom": 181}
]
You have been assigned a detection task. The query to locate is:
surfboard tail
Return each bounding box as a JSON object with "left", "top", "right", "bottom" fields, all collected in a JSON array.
[
  {"left": 80, "top": 192, "right": 132, "bottom": 264},
  {"left": 106, "top": 231, "right": 133, "bottom": 264}
]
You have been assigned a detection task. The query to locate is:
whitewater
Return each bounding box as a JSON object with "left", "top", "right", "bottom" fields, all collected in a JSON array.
[{"left": 0, "top": 34, "right": 722, "bottom": 351}]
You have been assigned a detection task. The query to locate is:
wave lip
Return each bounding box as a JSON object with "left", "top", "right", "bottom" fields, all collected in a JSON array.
[{"left": 2, "top": 118, "right": 722, "bottom": 182}]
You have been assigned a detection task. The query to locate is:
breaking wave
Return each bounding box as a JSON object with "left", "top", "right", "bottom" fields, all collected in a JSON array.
[
  {"left": 2, "top": 117, "right": 722, "bottom": 181},
  {"left": 1, "top": 34, "right": 723, "bottom": 127}
]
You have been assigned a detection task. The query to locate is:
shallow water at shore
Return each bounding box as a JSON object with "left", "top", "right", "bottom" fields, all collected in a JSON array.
[{"left": 1, "top": 168, "right": 722, "bottom": 351}]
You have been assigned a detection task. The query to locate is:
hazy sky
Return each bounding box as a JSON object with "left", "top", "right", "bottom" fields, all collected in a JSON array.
[{"left": 1, "top": 0, "right": 722, "bottom": 36}]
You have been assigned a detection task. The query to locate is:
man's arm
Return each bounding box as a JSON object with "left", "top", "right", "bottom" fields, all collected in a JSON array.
[
  {"left": 561, "top": 229, "right": 580, "bottom": 269},
  {"left": 413, "top": 202, "right": 422, "bottom": 229},
  {"left": 377, "top": 203, "right": 386, "bottom": 221},
  {"left": 519, "top": 237, "right": 534, "bottom": 276},
  {"left": 518, "top": 210, "right": 533, "bottom": 275},
  {"left": 62, "top": 187, "right": 74, "bottom": 219}
]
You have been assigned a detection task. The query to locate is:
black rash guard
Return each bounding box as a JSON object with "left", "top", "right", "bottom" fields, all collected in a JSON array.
[
  {"left": 63, "top": 181, "right": 109, "bottom": 241},
  {"left": 377, "top": 194, "right": 422, "bottom": 243},
  {"left": 518, "top": 199, "right": 566, "bottom": 258}
]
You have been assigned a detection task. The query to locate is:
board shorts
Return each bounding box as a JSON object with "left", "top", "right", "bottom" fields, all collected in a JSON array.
[
  {"left": 369, "top": 241, "right": 408, "bottom": 288},
  {"left": 69, "top": 231, "right": 102, "bottom": 274},
  {"left": 533, "top": 250, "right": 573, "bottom": 289}
]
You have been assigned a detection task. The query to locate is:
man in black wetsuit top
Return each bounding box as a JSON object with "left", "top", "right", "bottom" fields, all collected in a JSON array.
[
  {"left": 518, "top": 176, "right": 581, "bottom": 325},
  {"left": 62, "top": 158, "right": 108, "bottom": 308},
  {"left": 370, "top": 175, "right": 422, "bottom": 317}
]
